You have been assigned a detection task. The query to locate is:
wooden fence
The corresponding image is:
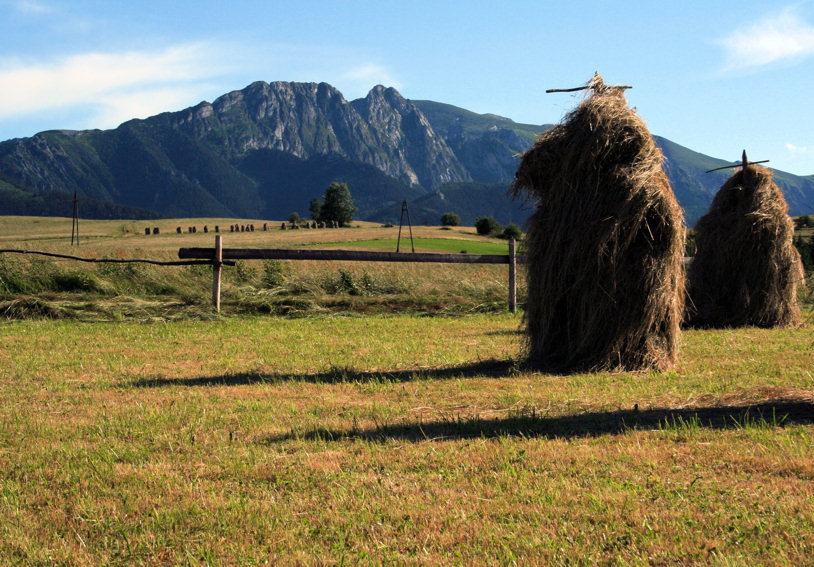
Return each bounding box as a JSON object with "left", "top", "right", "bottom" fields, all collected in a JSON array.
[{"left": 179, "top": 236, "right": 521, "bottom": 313}]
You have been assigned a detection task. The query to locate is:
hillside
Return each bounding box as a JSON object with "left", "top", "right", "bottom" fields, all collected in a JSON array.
[
  {"left": 0, "top": 176, "right": 162, "bottom": 220},
  {"left": 0, "top": 81, "right": 812, "bottom": 226}
]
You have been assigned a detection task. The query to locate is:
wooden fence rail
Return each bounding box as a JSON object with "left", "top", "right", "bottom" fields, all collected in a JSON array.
[
  {"left": 179, "top": 236, "right": 521, "bottom": 313},
  {"left": 0, "top": 248, "right": 221, "bottom": 266}
]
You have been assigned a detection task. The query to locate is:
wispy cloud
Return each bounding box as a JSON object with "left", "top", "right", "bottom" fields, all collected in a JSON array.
[
  {"left": 786, "top": 142, "right": 810, "bottom": 154},
  {"left": 0, "top": 43, "right": 225, "bottom": 129},
  {"left": 719, "top": 7, "right": 814, "bottom": 71},
  {"left": 341, "top": 64, "right": 403, "bottom": 97},
  {"left": 0, "top": 39, "right": 404, "bottom": 136},
  {"left": 9, "top": 0, "right": 54, "bottom": 15}
]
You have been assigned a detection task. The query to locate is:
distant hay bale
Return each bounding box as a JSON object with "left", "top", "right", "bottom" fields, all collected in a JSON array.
[
  {"left": 152, "top": 227, "right": 159, "bottom": 235},
  {"left": 512, "top": 73, "right": 685, "bottom": 373},
  {"left": 281, "top": 223, "right": 287, "bottom": 230},
  {"left": 687, "top": 164, "right": 804, "bottom": 328},
  {"left": 145, "top": 227, "right": 150, "bottom": 235},
  {"left": 176, "top": 227, "right": 182, "bottom": 234}
]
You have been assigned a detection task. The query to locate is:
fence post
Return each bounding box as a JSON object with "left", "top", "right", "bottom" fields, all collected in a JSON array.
[
  {"left": 508, "top": 236, "right": 517, "bottom": 313},
  {"left": 212, "top": 235, "right": 222, "bottom": 313}
]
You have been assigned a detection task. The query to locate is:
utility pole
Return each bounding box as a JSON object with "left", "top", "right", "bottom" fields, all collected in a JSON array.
[
  {"left": 396, "top": 200, "right": 415, "bottom": 253},
  {"left": 70, "top": 192, "right": 79, "bottom": 246}
]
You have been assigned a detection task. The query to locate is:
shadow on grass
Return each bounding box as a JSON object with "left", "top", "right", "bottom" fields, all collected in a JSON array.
[
  {"left": 263, "top": 400, "right": 814, "bottom": 443},
  {"left": 485, "top": 328, "right": 524, "bottom": 336},
  {"left": 130, "top": 358, "right": 520, "bottom": 388}
]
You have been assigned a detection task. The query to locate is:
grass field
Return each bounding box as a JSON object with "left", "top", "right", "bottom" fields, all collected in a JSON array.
[
  {"left": 0, "top": 217, "right": 521, "bottom": 319},
  {"left": 1, "top": 216, "right": 813, "bottom": 563},
  {"left": 0, "top": 315, "right": 812, "bottom": 564},
  {"left": 321, "top": 237, "right": 511, "bottom": 255}
]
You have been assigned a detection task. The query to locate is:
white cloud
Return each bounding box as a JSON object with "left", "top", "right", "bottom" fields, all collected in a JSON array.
[
  {"left": 720, "top": 7, "right": 814, "bottom": 70},
  {"left": 786, "top": 142, "right": 810, "bottom": 153},
  {"left": 0, "top": 40, "right": 404, "bottom": 134},
  {"left": 10, "top": 0, "right": 53, "bottom": 15},
  {"left": 90, "top": 87, "right": 218, "bottom": 130},
  {"left": 0, "top": 43, "right": 225, "bottom": 129},
  {"left": 340, "top": 64, "right": 403, "bottom": 97}
]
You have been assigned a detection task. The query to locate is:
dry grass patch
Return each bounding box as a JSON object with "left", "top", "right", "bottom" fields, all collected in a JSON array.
[
  {"left": 1, "top": 216, "right": 520, "bottom": 319},
  {"left": 1, "top": 314, "right": 812, "bottom": 563}
]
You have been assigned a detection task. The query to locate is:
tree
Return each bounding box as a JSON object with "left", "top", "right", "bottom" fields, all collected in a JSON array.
[
  {"left": 309, "top": 198, "right": 322, "bottom": 222},
  {"left": 501, "top": 223, "right": 522, "bottom": 240},
  {"left": 320, "top": 182, "right": 357, "bottom": 227},
  {"left": 440, "top": 212, "right": 460, "bottom": 226},
  {"left": 288, "top": 212, "right": 300, "bottom": 224},
  {"left": 475, "top": 216, "right": 502, "bottom": 236},
  {"left": 795, "top": 214, "right": 812, "bottom": 229}
]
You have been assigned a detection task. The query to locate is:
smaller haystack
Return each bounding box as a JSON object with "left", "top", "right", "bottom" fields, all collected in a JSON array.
[
  {"left": 512, "top": 73, "right": 685, "bottom": 373},
  {"left": 686, "top": 154, "right": 805, "bottom": 328}
]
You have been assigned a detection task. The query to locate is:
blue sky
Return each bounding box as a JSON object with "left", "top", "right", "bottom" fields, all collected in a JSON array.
[{"left": 1, "top": 0, "right": 813, "bottom": 175}]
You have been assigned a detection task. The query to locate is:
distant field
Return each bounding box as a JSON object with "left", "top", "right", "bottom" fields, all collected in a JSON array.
[
  {"left": 0, "top": 216, "right": 522, "bottom": 319},
  {"left": 0, "top": 216, "right": 503, "bottom": 255},
  {"left": 321, "top": 237, "right": 510, "bottom": 255}
]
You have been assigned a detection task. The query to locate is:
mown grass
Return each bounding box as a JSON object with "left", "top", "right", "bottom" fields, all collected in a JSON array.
[
  {"left": 1, "top": 217, "right": 521, "bottom": 319},
  {"left": 320, "top": 237, "right": 511, "bottom": 255},
  {"left": 2, "top": 216, "right": 813, "bottom": 563},
  {"left": 0, "top": 315, "right": 812, "bottom": 564}
]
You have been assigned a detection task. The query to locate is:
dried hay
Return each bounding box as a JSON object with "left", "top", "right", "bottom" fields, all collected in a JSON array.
[
  {"left": 512, "top": 74, "right": 685, "bottom": 372},
  {"left": 686, "top": 164, "right": 804, "bottom": 328}
]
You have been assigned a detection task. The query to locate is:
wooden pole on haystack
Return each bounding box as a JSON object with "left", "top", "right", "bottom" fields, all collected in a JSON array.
[
  {"left": 704, "top": 150, "right": 769, "bottom": 173},
  {"left": 512, "top": 73, "right": 685, "bottom": 372}
]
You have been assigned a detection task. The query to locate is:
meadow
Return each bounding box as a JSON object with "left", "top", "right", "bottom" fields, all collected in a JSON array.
[
  {"left": 1, "top": 216, "right": 813, "bottom": 564},
  {"left": 0, "top": 217, "right": 518, "bottom": 319}
]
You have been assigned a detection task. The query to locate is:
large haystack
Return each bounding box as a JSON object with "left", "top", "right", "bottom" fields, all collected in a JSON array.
[
  {"left": 512, "top": 74, "right": 685, "bottom": 373},
  {"left": 686, "top": 162, "right": 804, "bottom": 328}
]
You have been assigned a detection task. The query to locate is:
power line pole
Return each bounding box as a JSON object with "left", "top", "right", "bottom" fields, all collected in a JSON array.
[
  {"left": 70, "top": 192, "right": 79, "bottom": 246},
  {"left": 396, "top": 200, "right": 415, "bottom": 253}
]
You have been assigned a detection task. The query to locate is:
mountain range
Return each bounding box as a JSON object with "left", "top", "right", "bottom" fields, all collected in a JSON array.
[{"left": 1, "top": 81, "right": 812, "bottom": 227}]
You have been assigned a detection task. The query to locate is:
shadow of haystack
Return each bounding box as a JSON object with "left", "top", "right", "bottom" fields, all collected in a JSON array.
[
  {"left": 687, "top": 156, "right": 805, "bottom": 328},
  {"left": 512, "top": 73, "right": 685, "bottom": 373},
  {"left": 130, "top": 358, "right": 520, "bottom": 388},
  {"left": 263, "top": 399, "right": 814, "bottom": 444}
]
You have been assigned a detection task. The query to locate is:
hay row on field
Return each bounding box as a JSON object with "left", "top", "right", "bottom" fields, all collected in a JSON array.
[{"left": 512, "top": 74, "right": 685, "bottom": 373}]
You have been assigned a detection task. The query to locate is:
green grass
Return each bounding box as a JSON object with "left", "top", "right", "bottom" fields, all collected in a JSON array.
[
  {"left": 0, "top": 315, "right": 813, "bottom": 564},
  {"left": 0, "top": 217, "right": 524, "bottom": 320},
  {"left": 1, "top": 218, "right": 813, "bottom": 564},
  {"left": 320, "top": 237, "right": 510, "bottom": 255}
]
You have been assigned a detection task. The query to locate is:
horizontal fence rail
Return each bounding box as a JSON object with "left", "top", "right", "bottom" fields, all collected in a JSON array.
[
  {"left": 179, "top": 247, "right": 525, "bottom": 264},
  {"left": 0, "top": 248, "right": 230, "bottom": 266},
  {"left": 180, "top": 236, "right": 521, "bottom": 313}
]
